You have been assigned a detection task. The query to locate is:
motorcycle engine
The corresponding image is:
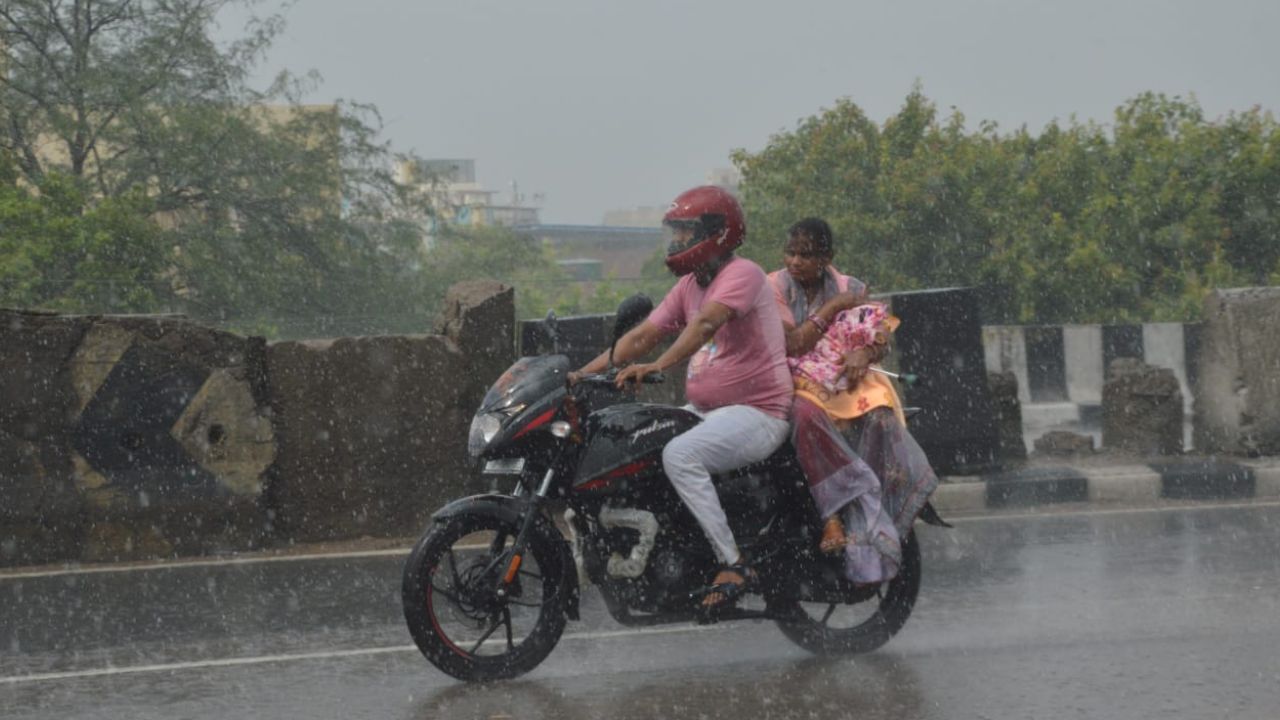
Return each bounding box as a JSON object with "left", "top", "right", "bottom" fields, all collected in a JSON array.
[
  {"left": 585, "top": 507, "right": 711, "bottom": 613},
  {"left": 642, "top": 537, "right": 709, "bottom": 606},
  {"left": 649, "top": 547, "right": 692, "bottom": 591}
]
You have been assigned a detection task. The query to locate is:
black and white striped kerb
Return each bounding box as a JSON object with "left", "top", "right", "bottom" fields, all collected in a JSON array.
[
  {"left": 931, "top": 457, "right": 1279, "bottom": 512},
  {"left": 1024, "top": 326, "right": 1069, "bottom": 402},
  {"left": 983, "top": 322, "right": 1199, "bottom": 411}
]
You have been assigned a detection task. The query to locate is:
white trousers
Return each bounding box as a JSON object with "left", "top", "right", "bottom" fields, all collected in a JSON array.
[{"left": 662, "top": 404, "right": 791, "bottom": 565}]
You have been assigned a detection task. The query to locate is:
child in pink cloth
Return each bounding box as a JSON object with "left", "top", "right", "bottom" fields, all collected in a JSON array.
[{"left": 788, "top": 302, "right": 892, "bottom": 394}]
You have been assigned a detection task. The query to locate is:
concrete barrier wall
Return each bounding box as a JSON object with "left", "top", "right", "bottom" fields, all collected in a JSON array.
[
  {"left": 1, "top": 310, "right": 275, "bottom": 565},
  {"left": 982, "top": 322, "right": 1196, "bottom": 411},
  {"left": 1062, "top": 325, "right": 1104, "bottom": 405},
  {"left": 983, "top": 320, "right": 1192, "bottom": 407},
  {"left": 977, "top": 301, "right": 1280, "bottom": 455},
  {"left": 1194, "top": 288, "right": 1280, "bottom": 455},
  {"left": 982, "top": 321, "right": 1205, "bottom": 452},
  {"left": 889, "top": 288, "right": 1000, "bottom": 474},
  {"left": 5, "top": 283, "right": 1276, "bottom": 567},
  {"left": 0, "top": 281, "right": 515, "bottom": 567},
  {"left": 265, "top": 334, "right": 469, "bottom": 542}
]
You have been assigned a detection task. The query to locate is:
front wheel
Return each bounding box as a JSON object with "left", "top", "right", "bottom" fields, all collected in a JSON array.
[
  {"left": 773, "top": 529, "right": 922, "bottom": 655},
  {"left": 402, "top": 512, "right": 567, "bottom": 681}
]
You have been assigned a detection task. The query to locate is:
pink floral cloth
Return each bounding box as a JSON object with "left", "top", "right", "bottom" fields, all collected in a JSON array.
[{"left": 787, "top": 303, "right": 891, "bottom": 394}]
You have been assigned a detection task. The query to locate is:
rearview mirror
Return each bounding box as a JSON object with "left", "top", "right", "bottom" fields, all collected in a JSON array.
[
  {"left": 609, "top": 294, "right": 653, "bottom": 368},
  {"left": 612, "top": 294, "right": 653, "bottom": 343},
  {"left": 543, "top": 309, "right": 560, "bottom": 353}
]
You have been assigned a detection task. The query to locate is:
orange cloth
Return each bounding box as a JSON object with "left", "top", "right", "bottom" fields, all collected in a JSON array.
[{"left": 794, "top": 369, "right": 906, "bottom": 428}]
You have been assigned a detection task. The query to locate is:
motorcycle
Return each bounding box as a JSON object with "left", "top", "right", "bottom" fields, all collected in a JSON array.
[{"left": 402, "top": 295, "right": 942, "bottom": 682}]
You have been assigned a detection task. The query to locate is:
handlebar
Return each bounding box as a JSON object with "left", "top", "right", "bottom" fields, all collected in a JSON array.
[{"left": 572, "top": 371, "right": 666, "bottom": 389}]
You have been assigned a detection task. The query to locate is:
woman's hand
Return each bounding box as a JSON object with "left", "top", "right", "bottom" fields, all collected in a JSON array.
[
  {"left": 615, "top": 362, "right": 661, "bottom": 388},
  {"left": 840, "top": 347, "right": 875, "bottom": 385}
]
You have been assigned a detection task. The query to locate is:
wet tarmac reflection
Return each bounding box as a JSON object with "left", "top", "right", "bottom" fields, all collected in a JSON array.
[{"left": 412, "top": 652, "right": 929, "bottom": 720}]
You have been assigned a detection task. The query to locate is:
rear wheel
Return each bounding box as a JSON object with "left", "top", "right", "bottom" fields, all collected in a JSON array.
[
  {"left": 402, "top": 513, "right": 567, "bottom": 681},
  {"left": 774, "top": 529, "right": 921, "bottom": 655}
]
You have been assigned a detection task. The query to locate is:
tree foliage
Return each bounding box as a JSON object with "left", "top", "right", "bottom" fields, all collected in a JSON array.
[
  {"left": 0, "top": 0, "right": 430, "bottom": 336},
  {"left": 734, "top": 88, "right": 1280, "bottom": 323},
  {"left": 422, "top": 224, "right": 676, "bottom": 321},
  {"left": 0, "top": 153, "right": 168, "bottom": 312}
]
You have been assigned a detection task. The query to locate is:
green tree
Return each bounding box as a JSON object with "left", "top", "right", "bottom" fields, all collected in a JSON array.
[
  {"left": 733, "top": 88, "right": 1280, "bottom": 325},
  {"left": 0, "top": 0, "right": 431, "bottom": 335},
  {"left": 422, "top": 224, "right": 567, "bottom": 320},
  {"left": 417, "top": 225, "right": 679, "bottom": 323},
  {"left": 0, "top": 154, "right": 168, "bottom": 311}
]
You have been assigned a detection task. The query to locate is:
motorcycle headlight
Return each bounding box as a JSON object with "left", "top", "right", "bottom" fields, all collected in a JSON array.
[{"left": 468, "top": 412, "right": 504, "bottom": 457}]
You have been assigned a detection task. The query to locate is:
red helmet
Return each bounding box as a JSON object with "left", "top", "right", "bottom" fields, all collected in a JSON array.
[{"left": 662, "top": 186, "right": 745, "bottom": 276}]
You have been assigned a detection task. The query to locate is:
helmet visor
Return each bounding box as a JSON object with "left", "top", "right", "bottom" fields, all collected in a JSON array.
[{"left": 663, "top": 219, "right": 703, "bottom": 257}]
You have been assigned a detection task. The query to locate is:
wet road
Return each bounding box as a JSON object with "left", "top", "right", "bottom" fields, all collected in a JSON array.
[{"left": 3, "top": 502, "right": 1279, "bottom": 719}]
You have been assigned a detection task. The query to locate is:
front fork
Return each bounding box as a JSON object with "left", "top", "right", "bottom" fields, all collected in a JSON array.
[{"left": 494, "top": 467, "right": 557, "bottom": 600}]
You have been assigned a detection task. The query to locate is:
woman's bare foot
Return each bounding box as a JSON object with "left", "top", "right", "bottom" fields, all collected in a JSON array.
[{"left": 820, "top": 515, "right": 847, "bottom": 554}]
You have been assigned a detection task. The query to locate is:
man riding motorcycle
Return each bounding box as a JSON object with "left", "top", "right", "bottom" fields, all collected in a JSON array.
[
  {"left": 571, "top": 185, "right": 793, "bottom": 612},
  {"left": 401, "top": 190, "right": 938, "bottom": 681}
]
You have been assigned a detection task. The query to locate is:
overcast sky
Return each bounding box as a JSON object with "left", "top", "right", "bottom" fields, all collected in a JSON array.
[{"left": 216, "top": 0, "right": 1280, "bottom": 225}]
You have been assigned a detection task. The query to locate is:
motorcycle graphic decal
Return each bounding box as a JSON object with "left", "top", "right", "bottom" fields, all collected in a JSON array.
[{"left": 630, "top": 419, "right": 677, "bottom": 444}]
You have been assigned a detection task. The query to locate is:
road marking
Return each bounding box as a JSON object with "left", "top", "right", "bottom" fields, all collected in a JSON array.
[
  {"left": 5, "top": 499, "right": 1278, "bottom": 582},
  {"left": 0, "top": 548, "right": 412, "bottom": 581},
  {"left": 0, "top": 625, "right": 724, "bottom": 686},
  {"left": 0, "top": 540, "right": 508, "bottom": 581}
]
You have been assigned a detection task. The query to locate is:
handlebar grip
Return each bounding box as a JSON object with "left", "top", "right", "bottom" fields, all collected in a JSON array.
[
  {"left": 577, "top": 374, "right": 617, "bottom": 387},
  {"left": 574, "top": 370, "right": 665, "bottom": 388}
]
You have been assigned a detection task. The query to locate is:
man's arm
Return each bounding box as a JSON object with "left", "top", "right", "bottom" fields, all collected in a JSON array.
[
  {"left": 575, "top": 320, "right": 667, "bottom": 376},
  {"left": 614, "top": 301, "right": 736, "bottom": 386}
]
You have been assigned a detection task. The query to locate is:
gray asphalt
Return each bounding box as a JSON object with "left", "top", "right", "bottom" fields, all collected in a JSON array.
[{"left": 2, "top": 501, "right": 1278, "bottom": 719}]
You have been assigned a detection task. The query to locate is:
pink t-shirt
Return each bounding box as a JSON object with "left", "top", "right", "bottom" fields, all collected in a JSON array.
[{"left": 648, "top": 256, "right": 793, "bottom": 419}]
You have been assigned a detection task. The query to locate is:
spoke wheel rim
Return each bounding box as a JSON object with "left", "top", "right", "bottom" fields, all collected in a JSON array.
[
  {"left": 424, "top": 525, "right": 550, "bottom": 660},
  {"left": 796, "top": 581, "right": 890, "bottom": 633}
]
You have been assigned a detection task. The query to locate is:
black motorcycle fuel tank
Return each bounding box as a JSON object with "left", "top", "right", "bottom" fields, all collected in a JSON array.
[{"left": 573, "top": 403, "right": 700, "bottom": 493}]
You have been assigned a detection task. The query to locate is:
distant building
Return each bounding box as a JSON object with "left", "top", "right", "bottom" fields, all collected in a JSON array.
[
  {"left": 602, "top": 169, "right": 740, "bottom": 227},
  {"left": 601, "top": 206, "right": 665, "bottom": 228},
  {"left": 514, "top": 224, "right": 664, "bottom": 281},
  {"left": 398, "top": 158, "right": 541, "bottom": 234},
  {"left": 406, "top": 158, "right": 477, "bottom": 184},
  {"left": 556, "top": 258, "right": 605, "bottom": 282}
]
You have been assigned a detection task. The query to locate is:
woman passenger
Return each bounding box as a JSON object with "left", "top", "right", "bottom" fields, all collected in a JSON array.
[{"left": 768, "top": 218, "right": 939, "bottom": 584}]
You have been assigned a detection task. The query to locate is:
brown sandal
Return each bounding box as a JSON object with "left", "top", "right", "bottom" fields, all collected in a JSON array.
[
  {"left": 698, "top": 563, "right": 758, "bottom": 620},
  {"left": 819, "top": 515, "right": 847, "bottom": 554}
]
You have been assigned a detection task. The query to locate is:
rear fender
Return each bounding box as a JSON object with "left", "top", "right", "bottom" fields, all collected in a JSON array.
[{"left": 431, "top": 494, "right": 580, "bottom": 621}]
